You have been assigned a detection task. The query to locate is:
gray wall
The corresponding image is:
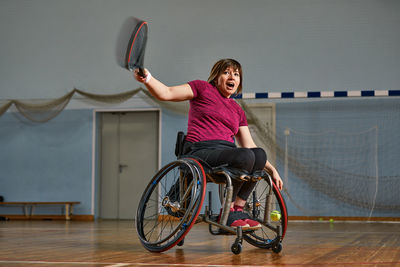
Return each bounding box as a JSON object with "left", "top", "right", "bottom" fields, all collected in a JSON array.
[
  {"left": 1, "top": 0, "right": 399, "bottom": 218},
  {"left": 1, "top": 0, "right": 399, "bottom": 99}
]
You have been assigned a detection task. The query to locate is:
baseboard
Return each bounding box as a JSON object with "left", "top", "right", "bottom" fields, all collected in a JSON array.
[
  {"left": 289, "top": 216, "right": 400, "bottom": 222},
  {"left": 6, "top": 214, "right": 395, "bottom": 222},
  {"left": 0, "top": 214, "right": 94, "bottom": 221}
]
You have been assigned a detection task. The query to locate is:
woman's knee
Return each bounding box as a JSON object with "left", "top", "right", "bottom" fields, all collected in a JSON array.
[
  {"left": 251, "top": 147, "right": 267, "bottom": 161},
  {"left": 250, "top": 147, "right": 267, "bottom": 171},
  {"left": 214, "top": 147, "right": 266, "bottom": 173},
  {"left": 233, "top": 148, "right": 256, "bottom": 172},
  {"left": 216, "top": 148, "right": 254, "bottom": 172}
]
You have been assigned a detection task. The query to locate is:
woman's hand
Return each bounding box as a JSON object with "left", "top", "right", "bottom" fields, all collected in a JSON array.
[
  {"left": 271, "top": 170, "right": 283, "bottom": 190},
  {"left": 133, "top": 68, "right": 151, "bottom": 84},
  {"left": 264, "top": 160, "right": 283, "bottom": 190}
]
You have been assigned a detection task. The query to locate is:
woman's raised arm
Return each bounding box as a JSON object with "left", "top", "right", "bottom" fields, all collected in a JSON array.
[{"left": 134, "top": 69, "right": 193, "bottom": 102}]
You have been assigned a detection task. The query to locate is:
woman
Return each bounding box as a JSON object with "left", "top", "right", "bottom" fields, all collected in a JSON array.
[{"left": 134, "top": 59, "right": 283, "bottom": 229}]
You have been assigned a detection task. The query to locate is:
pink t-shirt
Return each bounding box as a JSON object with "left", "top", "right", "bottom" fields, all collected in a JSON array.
[{"left": 186, "top": 80, "right": 248, "bottom": 143}]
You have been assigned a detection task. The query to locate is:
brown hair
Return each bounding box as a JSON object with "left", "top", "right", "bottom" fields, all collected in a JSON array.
[{"left": 207, "top": 59, "right": 243, "bottom": 94}]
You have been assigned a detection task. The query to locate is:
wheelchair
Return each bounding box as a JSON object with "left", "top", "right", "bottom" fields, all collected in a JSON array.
[{"left": 136, "top": 132, "right": 288, "bottom": 255}]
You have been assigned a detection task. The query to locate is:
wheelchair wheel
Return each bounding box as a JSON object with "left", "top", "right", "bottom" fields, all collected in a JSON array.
[
  {"left": 136, "top": 158, "right": 206, "bottom": 252},
  {"left": 242, "top": 177, "right": 288, "bottom": 250}
]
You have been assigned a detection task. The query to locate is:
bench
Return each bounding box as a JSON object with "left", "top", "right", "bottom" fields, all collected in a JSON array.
[{"left": 0, "top": 201, "right": 80, "bottom": 220}]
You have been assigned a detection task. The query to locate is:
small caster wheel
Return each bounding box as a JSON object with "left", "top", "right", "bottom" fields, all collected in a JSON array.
[
  {"left": 272, "top": 243, "right": 282, "bottom": 253},
  {"left": 177, "top": 238, "right": 184, "bottom": 247},
  {"left": 231, "top": 243, "right": 242, "bottom": 255}
]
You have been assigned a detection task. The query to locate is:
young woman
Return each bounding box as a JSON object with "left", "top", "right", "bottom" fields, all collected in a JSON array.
[{"left": 134, "top": 59, "right": 283, "bottom": 229}]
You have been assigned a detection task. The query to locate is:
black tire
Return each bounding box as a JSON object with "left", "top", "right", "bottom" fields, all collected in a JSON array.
[
  {"left": 231, "top": 243, "right": 242, "bottom": 255},
  {"left": 136, "top": 158, "right": 206, "bottom": 252},
  {"left": 272, "top": 243, "right": 283, "bottom": 253},
  {"left": 177, "top": 238, "right": 184, "bottom": 247},
  {"left": 242, "top": 176, "right": 288, "bottom": 249}
]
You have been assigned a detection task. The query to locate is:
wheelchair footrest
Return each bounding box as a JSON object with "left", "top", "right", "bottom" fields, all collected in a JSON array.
[{"left": 215, "top": 228, "right": 255, "bottom": 235}]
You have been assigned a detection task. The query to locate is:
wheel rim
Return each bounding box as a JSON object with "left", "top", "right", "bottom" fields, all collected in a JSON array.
[{"left": 136, "top": 159, "right": 206, "bottom": 251}]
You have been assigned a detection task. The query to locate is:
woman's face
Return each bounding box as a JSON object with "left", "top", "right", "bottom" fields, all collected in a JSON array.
[{"left": 215, "top": 66, "right": 241, "bottom": 98}]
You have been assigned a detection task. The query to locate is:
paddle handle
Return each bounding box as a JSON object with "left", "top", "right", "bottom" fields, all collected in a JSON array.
[{"left": 138, "top": 68, "right": 145, "bottom": 78}]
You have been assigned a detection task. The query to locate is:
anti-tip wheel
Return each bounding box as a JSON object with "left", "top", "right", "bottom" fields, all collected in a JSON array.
[
  {"left": 177, "top": 238, "right": 184, "bottom": 247},
  {"left": 231, "top": 243, "right": 242, "bottom": 255},
  {"left": 272, "top": 243, "right": 282, "bottom": 253}
]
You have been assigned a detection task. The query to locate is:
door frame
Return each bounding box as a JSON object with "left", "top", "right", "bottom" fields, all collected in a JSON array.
[{"left": 91, "top": 108, "right": 161, "bottom": 217}]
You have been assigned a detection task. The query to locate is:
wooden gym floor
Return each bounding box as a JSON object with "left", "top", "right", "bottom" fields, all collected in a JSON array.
[{"left": 0, "top": 220, "right": 399, "bottom": 266}]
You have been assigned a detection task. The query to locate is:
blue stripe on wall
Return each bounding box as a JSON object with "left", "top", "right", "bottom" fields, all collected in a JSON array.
[
  {"left": 361, "top": 90, "right": 375, "bottom": 97},
  {"left": 282, "top": 92, "right": 295, "bottom": 98},
  {"left": 334, "top": 91, "right": 348, "bottom": 97},
  {"left": 308, "top": 92, "right": 321, "bottom": 98},
  {"left": 233, "top": 90, "right": 400, "bottom": 99},
  {"left": 389, "top": 90, "right": 400, "bottom": 96},
  {"left": 255, "top": 92, "right": 268, "bottom": 99}
]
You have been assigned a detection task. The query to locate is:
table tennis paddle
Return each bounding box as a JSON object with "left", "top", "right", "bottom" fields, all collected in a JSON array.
[{"left": 116, "top": 17, "right": 148, "bottom": 77}]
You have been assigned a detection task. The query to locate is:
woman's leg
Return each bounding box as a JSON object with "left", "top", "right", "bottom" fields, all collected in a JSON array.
[
  {"left": 206, "top": 147, "right": 256, "bottom": 173},
  {"left": 211, "top": 148, "right": 256, "bottom": 202},
  {"left": 235, "top": 147, "right": 267, "bottom": 202},
  {"left": 190, "top": 146, "right": 267, "bottom": 229},
  {"left": 231, "top": 148, "right": 267, "bottom": 228}
]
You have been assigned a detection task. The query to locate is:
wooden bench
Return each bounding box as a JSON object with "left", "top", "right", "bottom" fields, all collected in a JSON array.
[{"left": 0, "top": 201, "right": 80, "bottom": 220}]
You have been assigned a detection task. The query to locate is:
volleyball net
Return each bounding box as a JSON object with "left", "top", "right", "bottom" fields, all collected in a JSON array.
[{"left": 239, "top": 91, "right": 400, "bottom": 219}]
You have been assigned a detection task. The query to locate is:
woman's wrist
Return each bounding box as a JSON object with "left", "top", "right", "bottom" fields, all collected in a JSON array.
[{"left": 144, "top": 71, "right": 152, "bottom": 83}]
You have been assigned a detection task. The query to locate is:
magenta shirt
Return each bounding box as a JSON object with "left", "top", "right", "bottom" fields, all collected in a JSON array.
[{"left": 185, "top": 80, "right": 248, "bottom": 143}]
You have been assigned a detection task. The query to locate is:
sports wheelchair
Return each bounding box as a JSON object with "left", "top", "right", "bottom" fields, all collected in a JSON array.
[{"left": 136, "top": 132, "right": 288, "bottom": 254}]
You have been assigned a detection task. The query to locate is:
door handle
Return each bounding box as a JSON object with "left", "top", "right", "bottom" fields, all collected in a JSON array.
[{"left": 119, "top": 164, "right": 128, "bottom": 173}]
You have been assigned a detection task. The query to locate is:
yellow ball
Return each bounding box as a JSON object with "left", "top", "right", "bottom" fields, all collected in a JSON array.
[{"left": 270, "top": 210, "right": 281, "bottom": 221}]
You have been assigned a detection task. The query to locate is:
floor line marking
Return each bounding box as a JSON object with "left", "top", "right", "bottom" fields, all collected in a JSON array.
[{"left": 1, "top": 260, "right": 400, "bottom": 266}]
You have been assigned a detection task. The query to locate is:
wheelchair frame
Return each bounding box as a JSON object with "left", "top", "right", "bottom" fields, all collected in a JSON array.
[{"left": 136, "top": 132, "right": 288, "bottom": 254}]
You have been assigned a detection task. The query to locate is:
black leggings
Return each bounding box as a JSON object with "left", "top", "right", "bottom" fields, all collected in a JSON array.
[{"left": 184, "top": 140, "right": 267, "bottom": 201}]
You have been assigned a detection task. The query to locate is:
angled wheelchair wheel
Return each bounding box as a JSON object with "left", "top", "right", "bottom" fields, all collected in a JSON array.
[
  {"left": 242, "top": 176, "right": 288, "bottom": 250},
  {"left": 136, "top": 158, "right": 206, "bottom": 252}
]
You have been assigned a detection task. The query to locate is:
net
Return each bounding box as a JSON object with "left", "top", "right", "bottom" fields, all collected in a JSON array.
[
  {"left": 0, "top": 88, "right": 144, "bottom": 122},
  {"left": 242, "top": 97, "right": 400, "bottom": 218}
]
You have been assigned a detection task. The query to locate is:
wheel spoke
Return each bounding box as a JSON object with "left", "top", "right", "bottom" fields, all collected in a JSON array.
[{"left": 243, "top": 176, "right": 287, "bottom": 249}]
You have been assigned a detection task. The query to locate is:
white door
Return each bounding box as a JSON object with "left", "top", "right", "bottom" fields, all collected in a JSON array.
[{"left": 100, "top": 111, "right": 159, "bottom": 219}]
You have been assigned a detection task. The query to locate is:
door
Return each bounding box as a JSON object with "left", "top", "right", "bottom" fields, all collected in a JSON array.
[
  {"left": 100, "top": 111, "right": 159, "bottom": 219},
  {"left": 244, "top": 103, "right": 276, "bottom": 165}
]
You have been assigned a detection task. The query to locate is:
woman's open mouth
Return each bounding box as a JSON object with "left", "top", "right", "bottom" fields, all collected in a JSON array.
[{"left": 226, "top": 82, "right": 235, "bottom": 90}]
